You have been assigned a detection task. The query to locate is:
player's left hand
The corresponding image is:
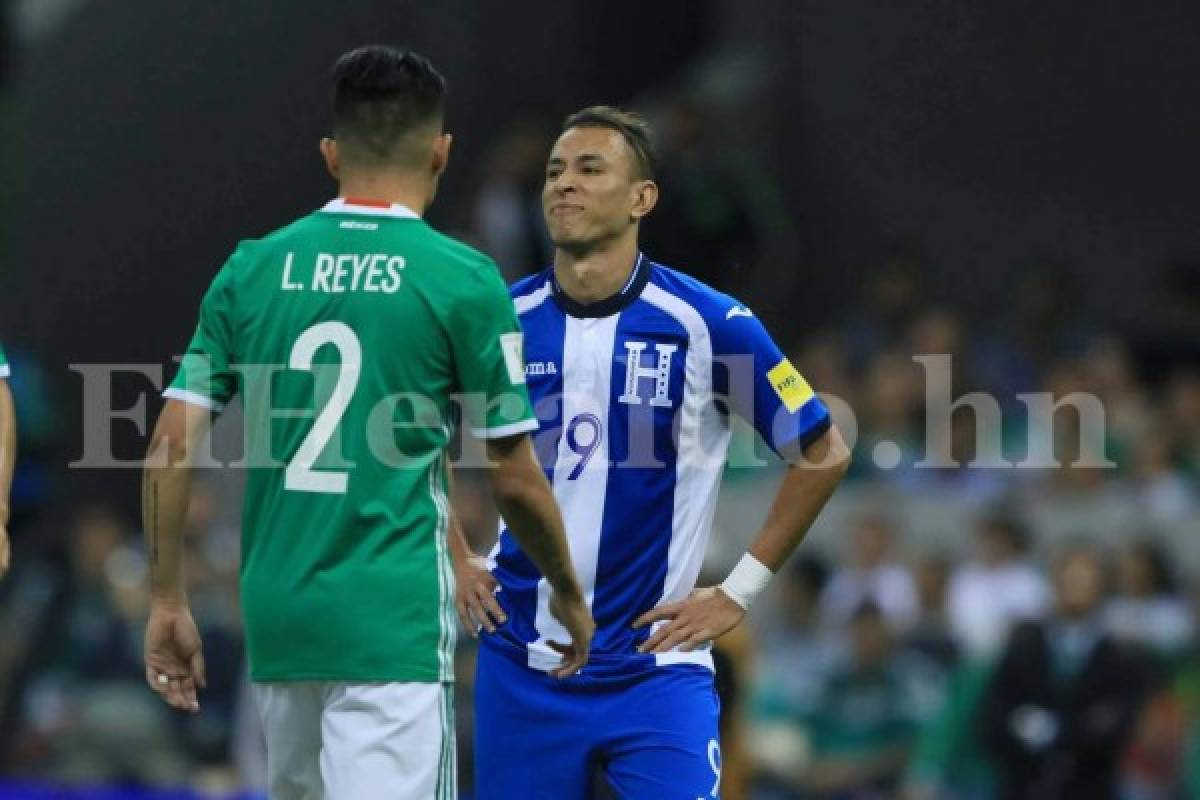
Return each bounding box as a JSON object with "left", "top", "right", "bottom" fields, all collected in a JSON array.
[{"left": 632, "top": 586, "right": 745, "bottom": 654}]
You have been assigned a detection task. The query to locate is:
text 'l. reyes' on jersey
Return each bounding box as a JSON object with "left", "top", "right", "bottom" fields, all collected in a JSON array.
[
  {"left": 487, "top": 254, "right": 831, "bottom": 677},
  {"left": 166, "top": 199, "right": 536, "bottom": 684}
]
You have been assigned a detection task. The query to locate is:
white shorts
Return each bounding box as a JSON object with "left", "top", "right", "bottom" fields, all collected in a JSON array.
[{"left": 253, "top": 681, "right": 455, "bottom": 800}]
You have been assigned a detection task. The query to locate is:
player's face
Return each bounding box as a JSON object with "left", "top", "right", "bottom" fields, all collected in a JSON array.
[{"left": 542, "top": 127, "right": 653, "bottom": 251}]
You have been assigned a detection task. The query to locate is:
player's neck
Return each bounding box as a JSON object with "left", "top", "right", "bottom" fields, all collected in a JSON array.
[
  {"left": 553, "top": 239, "right": 640, "bottom": 305},
  {"left": 336, "top": 174, "right": 430, "bottom": 217}
]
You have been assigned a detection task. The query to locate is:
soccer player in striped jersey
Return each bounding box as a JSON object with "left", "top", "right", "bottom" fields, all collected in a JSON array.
[
  {"left": 141, "top": 47, "right": 591, "bottom": 800},
  {"left": 0, "top": 342, "right": 14, "bottom": 578},
  {"left": 454, "top": 107, "right": 851, "bottom": 798}
]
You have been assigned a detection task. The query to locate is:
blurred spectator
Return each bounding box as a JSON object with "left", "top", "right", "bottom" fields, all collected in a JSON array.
[
  {"left": 904, "top": 554, "right": 959, "bottom": 671},
  {"left": 1163, "top": 370, "right": 1200, "bottom": 477},
  {"left": 821, "top": 516, "right": 918, "bottom": 632},
  {"left": 947, "top": 515, "right": 1051, "bottom": 658},
  {"left": 843, "top": 255, "right": 925, "bottom": 372},
  {"left": 471, "top": 117, "right": 555, "bottom": 281},
  {"left": 855, "top": 350, "right": 923, "bottom": 482},
  {"left": 1125, "top": 426, "right": 1198, "bottom": 528},
  {"left": 979, "top": 545, "right": 1150, "bottom": 800},
  {"left": 903, "top": 658, "right": 997, "bottom": 800},
  {"left": 640, "top": 94, "right": 772, "bottom": 293},
  {"left": 753, "top": 556, "right": 841, "bottom": 794},
  {"left": 796, "top": 602, "right": 919, "bottom": 799},
  {"left": 756, "top": 556, "right": 839, "bottom": 717},
  {"left": 1082, "top": 336, "right": 1154, "bottom": 454},
  {"left": 1105, "top": 540, "right": 1193, "bottom": 659},
  {"left": 975, "top": 261, "right": 1092, "bottom": 395},
  {"left": 11, "top": 506, "right": 186, "bottom": 784}
]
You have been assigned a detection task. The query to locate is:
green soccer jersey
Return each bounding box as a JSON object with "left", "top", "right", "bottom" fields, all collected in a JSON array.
[
  {"left": 0, "top": 342, "right": 8, "bottom": 378},
  {"left": 167, "top": 198, "right": 536, "bottom": 683}
]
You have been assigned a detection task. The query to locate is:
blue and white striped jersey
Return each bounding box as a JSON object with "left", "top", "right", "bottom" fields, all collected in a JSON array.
[{"left": 487, "top": 254, "right": 831, "bottom": 676}]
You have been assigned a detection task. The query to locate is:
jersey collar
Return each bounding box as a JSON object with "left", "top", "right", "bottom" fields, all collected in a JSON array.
[
  {"left": 320, "top": 197, "right": 421, "bottom": 219},
  {"left": 551, "top": 253, "right": 650, "bottom": 318}
]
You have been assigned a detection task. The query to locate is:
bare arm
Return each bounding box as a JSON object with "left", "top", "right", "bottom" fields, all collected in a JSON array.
[
  {"left": 484, "top": 434, "right": 577, "bottom": 596},
  {"left": 744, "top": 425, "right": 852, "bottom": 571},
  {"left": 0, "top": 379, "right": 15, "bottom": 577},
  {"left": 142, "top": 399, "right": 211, "bottom": 711},
  {"left": 484, "top": 433, "right": 593, "bottom": 677},
  {"left": 446, "top": 466, "right": 508, "bottom": 635},
  {"left": 144, "top": 399, "right": 210, "bottom": 603},
  {"left": 635, "top": 425, "right": 851, "bottom": 653}
]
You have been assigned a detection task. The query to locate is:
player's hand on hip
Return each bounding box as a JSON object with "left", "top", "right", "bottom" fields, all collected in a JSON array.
[
  {"left": 143, "top": 601, "right": 206, "bottom": 713},
  {"left": 454, "top": 554, "right": 506, "bottom": 635},
  {"left": 547, "top": 586, "right": 594, "bottom": 679},
  {"left": 633, "top": 586, "right": 745, "bottom": 654}
]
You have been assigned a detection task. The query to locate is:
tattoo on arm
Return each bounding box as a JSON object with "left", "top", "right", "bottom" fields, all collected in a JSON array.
[{"left": 151, "top": 482, "right": 160, "bottom": 567}]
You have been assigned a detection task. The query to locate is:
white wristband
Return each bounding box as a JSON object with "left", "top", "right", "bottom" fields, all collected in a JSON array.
[{"left": 719, "top": 553, "right": 774, "bottom": 610}]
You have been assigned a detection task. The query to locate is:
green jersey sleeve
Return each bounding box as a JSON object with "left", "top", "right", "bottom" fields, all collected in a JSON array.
[
  {"left": 448, "top": 264, "right": 537, "bottom": 438},
  {"left": 165, "top": 259, "right": 239, "bottom": 411},
  {"left": 0, "top": 342, "right": 8, "bottom": 379}
]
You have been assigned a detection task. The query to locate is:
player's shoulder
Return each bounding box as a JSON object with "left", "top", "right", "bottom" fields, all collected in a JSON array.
[
  {"left": 409, "top": 227, "right": 513, "bottom": 301},
  {"left": 418, "top": 225, "right": 499, "bottom": 272},
  {"left": 508, "top": 267, "right": 553, "bottom": 305},
  {"left": 643, "top": 258, "right": 748, "bottom": 328}
]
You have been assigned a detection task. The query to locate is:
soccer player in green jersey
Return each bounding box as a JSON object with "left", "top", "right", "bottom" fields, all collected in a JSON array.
[
  {"left": 0, "top": 342, "right": 14, "bottom": 578},
  {"left": 141, "top": 46, "right": 592, "bottom": 800}
]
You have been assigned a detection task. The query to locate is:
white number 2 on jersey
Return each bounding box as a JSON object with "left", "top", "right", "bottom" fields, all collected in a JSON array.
[{"left": 285, "top": 321, "right": 361, "bottom": 494}]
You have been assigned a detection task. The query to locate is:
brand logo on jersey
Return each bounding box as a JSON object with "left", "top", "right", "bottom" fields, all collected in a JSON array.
[
  {"left": 499, "top": 333, "right": 526, "bottom": 385},
  {"left": 766, "top": 357, "right": 814, "bottom": 413},
  {"left": 726, "top": 305, "right": 754, "bottom": 320},
  {"left": 618, "top": 340, "right": 676, "bottom": 407},
  {"left": 525, "top": 361, "right": 558, "bottom": 377},
  {"left": 339, "top": 220, "right": 379, "bottom": 231}
]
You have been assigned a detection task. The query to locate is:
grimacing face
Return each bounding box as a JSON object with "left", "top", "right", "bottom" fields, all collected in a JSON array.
[{"left": 542, "top": 126, "right": 654, "bottom": 251}]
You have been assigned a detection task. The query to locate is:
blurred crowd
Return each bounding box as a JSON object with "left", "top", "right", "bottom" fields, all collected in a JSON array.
[{"left": 0, "top": 83, "right": 1197, "bottom": 799}]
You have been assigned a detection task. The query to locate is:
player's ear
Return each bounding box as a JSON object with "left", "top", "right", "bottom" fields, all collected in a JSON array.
[
  {"left": 320, "top": 138, "right": 340, "bottom": 181},
  {"left": 630, "top": 179, "right": 658, "bottom": 221},
  {"left": 431, "top": 132, "right": 452, "bottom": 178}
]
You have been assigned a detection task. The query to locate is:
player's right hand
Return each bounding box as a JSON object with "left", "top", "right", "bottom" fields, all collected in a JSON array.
[
  {"left": 547, "top": 586, "right": 594, "bottom": 679},
  {"left": 144, "top": 601, "right": 206, "bottom": 713},
  {"left": 454, "top": 553, "right": 506, "bottom": 635}
]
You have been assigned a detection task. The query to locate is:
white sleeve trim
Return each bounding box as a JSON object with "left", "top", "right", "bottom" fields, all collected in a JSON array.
[
  {"left": 163, "top": 387, "right": 225, "bottom": 412},
  {"left": 469, "top": 418, "right": 539, "bottom": 439},
  {"left": 0, "top": 365, "right": 9, "bottom": 379}
]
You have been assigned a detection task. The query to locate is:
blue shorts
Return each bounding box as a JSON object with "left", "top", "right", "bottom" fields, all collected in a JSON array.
[{"left": 473, "top": 640, "right": 723, "bottom": 800}]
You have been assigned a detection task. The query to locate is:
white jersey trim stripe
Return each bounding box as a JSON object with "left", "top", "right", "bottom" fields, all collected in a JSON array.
[
  {"left": 0, "top": 365, "right": 9, "bottom": 379},
  {"left": 162, "top": 387, "right": 225, "bottom": 412},
  {"left": 430, "top": 443, "right": 456, "bottom": 682},
  {"left": 528, "top": 314, "right": 619, "bottom": 672},
  {"left": 640, "top": 283, "right": 731, "bottom": 670},
  {"left": 654, "top": 648, "right": 716, "bottom": 670},
  {"left": 513, "top": 281, "right": 552, "bottom": 315},
  {"left": 470, "top": 418, "right": 539, "bottom": 439},
  {"left": 318, "top": 198, "right": 421, "bottom": 219}
]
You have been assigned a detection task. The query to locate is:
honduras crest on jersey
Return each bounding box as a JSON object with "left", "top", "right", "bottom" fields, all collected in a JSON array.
[{"left": 486, "top": 254, "right": 831, "bottom": 676}]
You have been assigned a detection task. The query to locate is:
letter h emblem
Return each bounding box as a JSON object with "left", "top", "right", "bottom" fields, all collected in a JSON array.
[{"left": 618, "top": 340, "right": 677, "bottom": 407}]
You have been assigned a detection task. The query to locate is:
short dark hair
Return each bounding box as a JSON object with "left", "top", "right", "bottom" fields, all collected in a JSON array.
[
  {"left": 332, "top": 45, "right": 446, "bottom": 162},
  {"left": 562, "top": 105, "right": 657, "bottom": 180}
]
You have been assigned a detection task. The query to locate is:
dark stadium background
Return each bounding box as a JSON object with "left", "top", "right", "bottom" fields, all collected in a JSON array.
[{"left": 0, "top": 1, "right": 1198, "bottom": 797}]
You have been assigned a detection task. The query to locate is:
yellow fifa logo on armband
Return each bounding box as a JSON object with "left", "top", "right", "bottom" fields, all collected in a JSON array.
[{"left": 766, "top": 358, "right": 814, "bottom": 413}]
